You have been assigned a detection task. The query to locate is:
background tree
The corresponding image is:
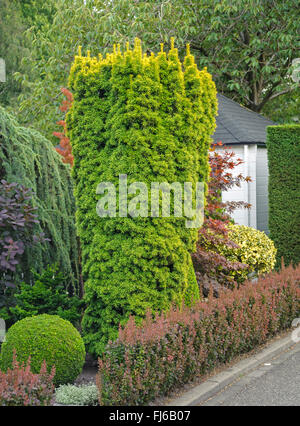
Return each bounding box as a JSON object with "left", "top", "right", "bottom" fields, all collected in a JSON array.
[
  {"left": 0, "top": 0, "right": 26, "bottom": 106},
  {"left": 0, "top": 0, "right": 57, "bottom": 107},
  {"left": 262, "top": 88, "right": 300, "bottom": 124},
  {"left": 19, "top": 0, "right": 57, "bottom": 32},
  {"left": 14, "top": 0, "right": 300, "bottom": 142}
]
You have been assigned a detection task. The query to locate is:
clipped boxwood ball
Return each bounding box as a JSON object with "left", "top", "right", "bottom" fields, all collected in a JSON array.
[{"left": 0, "top": 314, "right": 85, "bottom": 386}]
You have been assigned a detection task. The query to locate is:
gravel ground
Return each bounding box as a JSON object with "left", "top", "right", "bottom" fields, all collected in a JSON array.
[{"left": 74, "top": 365, "right": 97, "bottom": 386}]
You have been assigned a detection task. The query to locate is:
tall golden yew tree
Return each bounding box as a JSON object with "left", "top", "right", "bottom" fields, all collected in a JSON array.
[{"left": 67, "top": 39, "right": 217, "bottom": 356}]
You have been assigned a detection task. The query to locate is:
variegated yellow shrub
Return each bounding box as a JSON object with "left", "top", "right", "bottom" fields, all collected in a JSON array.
[{"left": 218, "top": 224, "right": 277, "bottom": 281}]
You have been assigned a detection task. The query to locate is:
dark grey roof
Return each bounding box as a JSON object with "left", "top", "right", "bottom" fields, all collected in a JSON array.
[{"left": 212, "top": 93, "right": 276, "bottom": 145}]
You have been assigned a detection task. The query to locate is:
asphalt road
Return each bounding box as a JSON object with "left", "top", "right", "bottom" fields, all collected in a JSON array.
[{"left": 200, "top": 343, "right": 300, "bottom": 406}]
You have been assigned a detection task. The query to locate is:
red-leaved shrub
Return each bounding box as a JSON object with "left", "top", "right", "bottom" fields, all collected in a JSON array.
[
  {"left": 54, "top": 88, "right": 74, "bottom": 167},
  {"left": 97, "top": 263, "right": 300, "bottom": 405},
  {"left": 0, "top": 352, "right": 55, "bottom": 406},
  {"left": 192, "top": 142, "right": 252, "bottom": 292}
]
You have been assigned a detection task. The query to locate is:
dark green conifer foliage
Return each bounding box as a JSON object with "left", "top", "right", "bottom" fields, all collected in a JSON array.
[
  {"left": 267, "top": 125, "right": 300, "bottom": 267},
  {"left": 67, "top": 40, "right": 217, "bottom": 356},
  {"left": 0, "top": 106, "right": 79, "bottom": 291}
]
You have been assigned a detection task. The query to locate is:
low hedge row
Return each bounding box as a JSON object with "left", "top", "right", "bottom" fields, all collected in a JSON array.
[
  {"left": 0, "top": 354, "right": 55, "bottom": 406},
  {"left": 97, "top": 263, "right": 300, "bottom": 405}
]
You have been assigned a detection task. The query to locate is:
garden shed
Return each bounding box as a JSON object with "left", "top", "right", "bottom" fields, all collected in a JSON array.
[{"left": 212, "top": 93, "right": 276, "bottom": 234}]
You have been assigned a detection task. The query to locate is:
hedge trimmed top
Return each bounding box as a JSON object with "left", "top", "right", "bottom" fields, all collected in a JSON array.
[{"left": 67, "top": 39, "right": 218, "bottom": 356}]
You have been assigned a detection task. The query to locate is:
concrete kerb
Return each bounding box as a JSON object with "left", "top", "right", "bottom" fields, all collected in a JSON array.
[{"left": 168, "top": 335, "right": 296, "bottom": 406}]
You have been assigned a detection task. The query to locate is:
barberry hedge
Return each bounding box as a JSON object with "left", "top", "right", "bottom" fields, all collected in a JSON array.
[
  {"left": 267, "top": 125, "right": 300, "bottom": 267},
  {"left": 0, "top": 354, "right": 55, "bottom": 406},
  {"left": 97, "top": 263, "right": 300, "bottom": 405},
  {"left": 67, "top": 39, "right": 217, "bottom": 356}
]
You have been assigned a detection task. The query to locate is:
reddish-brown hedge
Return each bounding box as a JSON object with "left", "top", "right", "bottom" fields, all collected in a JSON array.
[
  {"left": 97, "top": 263, "right": 300, "bottom": 405},
  {"left": 0, "top": 353, "right": 55, "bottom": 406}
]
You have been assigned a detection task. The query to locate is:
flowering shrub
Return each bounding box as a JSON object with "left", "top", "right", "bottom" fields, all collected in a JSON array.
[
  {"left": 0, "top": 353, "right": 55, "bottom": 406},
  {"left": 97, "top": 263, "right": 300, "bottom": 405}
]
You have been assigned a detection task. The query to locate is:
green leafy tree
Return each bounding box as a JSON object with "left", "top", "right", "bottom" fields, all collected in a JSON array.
[
  {"left": 262, "top": 88, "right": 300, "bottom": 124},
  {"left": 0, "top": 0, "right": 57, "bottom": 107},
  {"left": 15, "top": 0, "right": 299, "bottom": 140},
  {"left": 15, "top": 0, "right": 107, "bottom": 141},
  {"left": 19, "top": 0, "right": 57, "bottom": 31},
  {"left": 0, "top": 0, "right": 26, "bottom": 106}
]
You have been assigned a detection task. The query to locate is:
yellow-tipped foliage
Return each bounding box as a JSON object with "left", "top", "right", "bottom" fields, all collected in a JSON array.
[{"left": 67, "top": 39, "right": 218, "bottom": 356}]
